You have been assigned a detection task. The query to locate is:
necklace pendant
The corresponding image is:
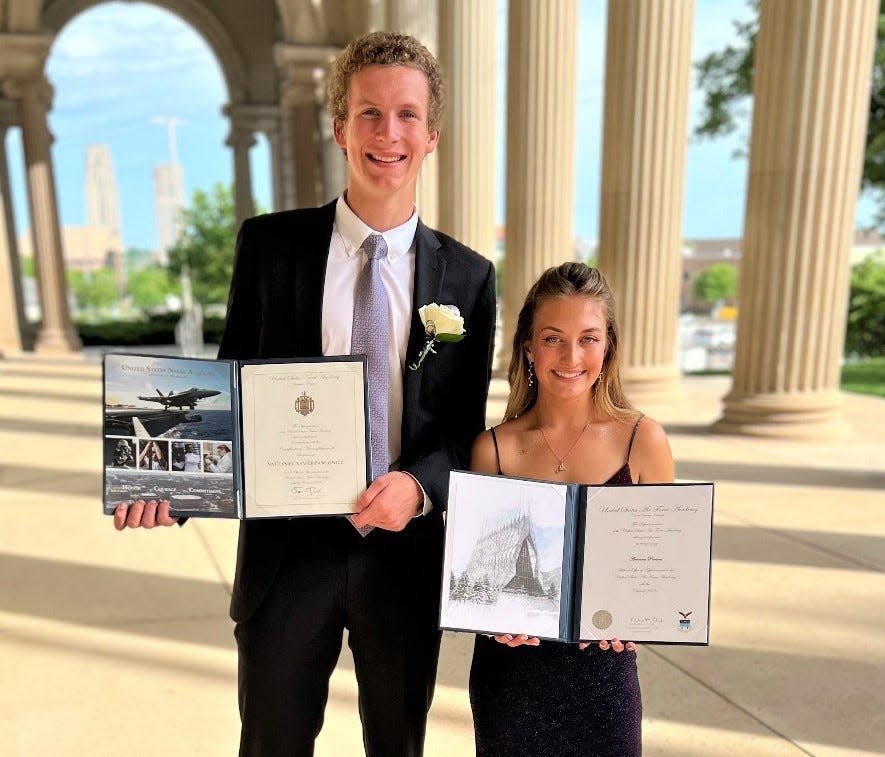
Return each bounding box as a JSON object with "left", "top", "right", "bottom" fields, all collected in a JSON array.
[{"left": 556, "top": 461, "right": 565, "bottom": 473}]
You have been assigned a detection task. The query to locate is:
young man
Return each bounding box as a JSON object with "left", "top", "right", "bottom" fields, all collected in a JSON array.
[{"left": 116, "top": 32, "right": 496, "bottom": 757}]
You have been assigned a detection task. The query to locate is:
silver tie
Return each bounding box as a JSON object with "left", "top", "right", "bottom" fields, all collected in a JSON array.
[{"left": 349, "top": 233, "right": 389, "bottom": 535}]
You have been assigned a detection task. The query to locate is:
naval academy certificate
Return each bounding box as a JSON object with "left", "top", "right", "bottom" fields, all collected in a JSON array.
[
  {"left": 240, "top": 358, "right": 369, "bottom": 517},
  {"left": 102, "top": 353, "right": 369, "bottom": 519},
  {"left": 440, "top": 471, "right": 713, "bottom": 644}
]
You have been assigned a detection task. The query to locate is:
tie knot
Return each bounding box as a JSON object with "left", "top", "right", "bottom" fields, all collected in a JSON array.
[{"left": 361, "top": 233, "right": 388, "bottom": 261}]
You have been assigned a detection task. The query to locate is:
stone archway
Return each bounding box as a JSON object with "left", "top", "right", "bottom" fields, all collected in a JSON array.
[
  {"left": 41, "top": 0, "right": 249, "bottom": 103},
  {"left": 0, "top": 0, "right": 286, "bottom": 355}
]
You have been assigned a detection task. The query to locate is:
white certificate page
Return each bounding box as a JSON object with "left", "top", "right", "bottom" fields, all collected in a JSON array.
[
  {"left": 240, "top": 360, "right": 368, "bottom": 518},
  {"left": 440, "top": 471, "right": 572, "bottom": 640},
  {"left": 579, "top": 484, "right": 713, "bottom": 643}
]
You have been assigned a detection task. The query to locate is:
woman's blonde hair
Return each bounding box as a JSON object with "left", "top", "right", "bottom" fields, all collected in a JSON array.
[{"left": 504, "top": 262, "right": 634, "bottom": 422}]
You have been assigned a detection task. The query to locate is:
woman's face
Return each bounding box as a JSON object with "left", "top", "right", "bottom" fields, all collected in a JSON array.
[{"left": 525, "top": 295, "right": 607, "bottom": 402}]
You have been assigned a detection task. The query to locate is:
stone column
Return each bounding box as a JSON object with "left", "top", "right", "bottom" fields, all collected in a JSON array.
[
  {"left": 224, "top": 107, "right": 256, "bottom": 229},
  {"left": 225, "top": 103, "right": 284, "bottom": 213},
  {"left": 502, "top": 0, "right": 578, "bottom": 363},
  {"left": 597, "top": 0, "right": 694, "bottom": 402},
  {"left": 0, "top": 101, "right": 28, "bottom": 354},
  {"left": 282, "top": 81, "right": 323, "bottom": 208},
  {"left": 715, "top": 0, "right": 878, "bottom": 438},
  {"left": 319, "top": 105, "right": 347, "bottom": 202},
  {"left": 5, "top": 76, "right": 80, "bottom": 353},
  {"left": 266, "top": 121, "right": 286, "bottom": 211},
  {"left": 437, "top": 0, "right": 496, "bottom": 260},
  {"left": 275, "top": 45, "right": 340, "bottom": 209},
  {"left": 387, "top": 0, "right": 440, "bottom": 227},
  {"left": 438, "top": 0, "right": 498, "bottom": 366}
]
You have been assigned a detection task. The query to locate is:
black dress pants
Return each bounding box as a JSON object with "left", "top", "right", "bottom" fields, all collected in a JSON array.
[{"left": 235, "top": 525, "right": 443, "bottom": 757}]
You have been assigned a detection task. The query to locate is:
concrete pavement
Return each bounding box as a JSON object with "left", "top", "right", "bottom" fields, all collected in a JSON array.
[{"left": 1, "top": 353, "right": 883, "bottom": 756}]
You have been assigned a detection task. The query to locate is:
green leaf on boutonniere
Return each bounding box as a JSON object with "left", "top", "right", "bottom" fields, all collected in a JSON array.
[
  {"left": 436, "top": 332, "right": 465, "bottom": 343},
  {"left": 409, "top": 303, "right": 466, "bottom": 370}
]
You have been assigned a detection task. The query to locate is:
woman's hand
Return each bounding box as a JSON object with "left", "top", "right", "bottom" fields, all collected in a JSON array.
[
  {"left": 579, "top": 637, "right": 635, "bottom": 652},
  {"left": 493, "top": 634, "right": 540, "bottom": 647}
]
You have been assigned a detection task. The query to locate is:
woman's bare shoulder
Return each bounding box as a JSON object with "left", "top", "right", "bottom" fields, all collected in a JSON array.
[
  {"left": 629, "top": 414, "right": 675, "bottom": 483},
  {"left": 470, "top": 428, "right": 500, "bottom": 473},
  {"left": 470, "top": 419, "right": 526, "bottom": 474}
]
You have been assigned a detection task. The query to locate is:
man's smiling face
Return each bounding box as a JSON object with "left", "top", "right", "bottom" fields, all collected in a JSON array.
[{"left": 334, "top": 64, "right": 439, "bottom": 210}]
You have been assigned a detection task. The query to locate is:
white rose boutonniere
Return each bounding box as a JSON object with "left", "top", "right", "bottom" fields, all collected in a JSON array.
[{"left": 409, "top": 303, "right": 466, "bottom": 371}]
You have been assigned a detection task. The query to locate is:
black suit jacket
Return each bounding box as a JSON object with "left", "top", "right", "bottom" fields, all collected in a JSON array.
[{"left": 218, "top": 201, "right": 496, "bottom": 623}]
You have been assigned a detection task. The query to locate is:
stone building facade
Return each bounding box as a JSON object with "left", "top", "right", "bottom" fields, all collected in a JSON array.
[{"left": 0, "top": 0, "right": 878, "bottom": 438}]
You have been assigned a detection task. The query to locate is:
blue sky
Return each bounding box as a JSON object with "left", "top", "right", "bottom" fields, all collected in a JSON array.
[{"left": 3, "top": 0, "right": 875, "bottom": 253}]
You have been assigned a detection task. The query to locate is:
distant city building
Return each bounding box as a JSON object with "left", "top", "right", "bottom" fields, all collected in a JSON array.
[
  {"left": 152, "top": 116, "right": 186, "bottom": 266},
  {"left": 681, "top": 238, "right": 742, "bottom": 312},
  {"left": 153, "top": 163, "right": 185, "bottom": 266},
  {"left": 18, "top": 224, "right": 124, "bottom": 281},
  {"left": 850, "top": 228, "right": 885, "bottom": 265},
  {"left": 85, "top": 144, "right": 122, "bottom": 238},
  {"left": 680, "top": 230, "right": 884, "bottom": 312}
]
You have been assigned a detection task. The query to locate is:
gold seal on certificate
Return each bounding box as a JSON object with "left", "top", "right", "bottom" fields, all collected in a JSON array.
[
  {"left": 294, "top": 391, "right": 315, "bottom": 417},
  {"left": 592, "top": 610, "right": 613, "bottom": 630}
]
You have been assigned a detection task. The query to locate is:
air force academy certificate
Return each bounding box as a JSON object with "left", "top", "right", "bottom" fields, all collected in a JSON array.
[
  {"left": 240, "top": 358, "right": 369, "bottom": 518},
  {"left": 579, "top": 484, "right": 713, "bottom": 644},
  {"left": 440, "top": 472, "right": 713, "bottom": 644}
]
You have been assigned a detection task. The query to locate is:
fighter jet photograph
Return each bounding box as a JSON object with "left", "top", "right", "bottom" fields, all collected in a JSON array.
[
  {"left": 102, "top": 354, "right": 233, "bottom": 440},
  {"left": 102, "top": 353, "right": 237, "bottom": 517},
  {"left": 137, "top": 386, "right": 221, "bottom": 410}
]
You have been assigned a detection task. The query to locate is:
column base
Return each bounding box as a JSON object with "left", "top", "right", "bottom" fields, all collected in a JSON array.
[
  {"left": 485, "top": 377, "right": 510, "bottom": 426},
  {"left": 34, "top": 325, "right": 82, "bottom": 355},
  {"left": 621, "top": 364, "right": 683, "bottom": 408},
  {"left": 0, "top": 336, "right": 24, "bottom": 355},
  {"left": 713, "top": 390, "right": 850, "bottom": 440}
]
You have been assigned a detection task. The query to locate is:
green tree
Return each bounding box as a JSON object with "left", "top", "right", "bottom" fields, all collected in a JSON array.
[
  {"left": 694, "top": 1, "right": 885, "bottom": 218},
  {"left": 127, "top": 264, "right": 180, "bottom": 309},
  {"left": 692, "top": 263, "right": 738, "bottom": 306},
  {"left": 67, "top": 268, "right": 119, "bottom": 310},
  {"left": 168, "top": 183, "right": 237, "bottom": 305},
  {"left": 845, "top": 252, "right": 885, "bottom": 357},
  {"left": 125, "top": 247, "right": 156, "bottom": 273}
]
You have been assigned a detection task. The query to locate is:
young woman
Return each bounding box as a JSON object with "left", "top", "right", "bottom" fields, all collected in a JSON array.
[{"left": 469, "top": 262, "right": 674, "bottom": 756}]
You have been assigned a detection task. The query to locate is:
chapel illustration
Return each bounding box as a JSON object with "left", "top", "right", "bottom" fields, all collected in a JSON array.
[{"left": 464, "top": 510, "right": 546, "bottom": 598}]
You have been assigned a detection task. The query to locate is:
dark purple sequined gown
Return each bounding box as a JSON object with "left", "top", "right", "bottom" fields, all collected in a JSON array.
[{"left": 469, "top": 426, "right": 643, "bottom": 757}]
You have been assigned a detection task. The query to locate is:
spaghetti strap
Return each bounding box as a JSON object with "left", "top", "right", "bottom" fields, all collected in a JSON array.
[
  {"left": 626, "top": 413, "right": 644, "bottom": 464},
  {"left": 489, "top": 426, "right": 503, "bottom": 475}
]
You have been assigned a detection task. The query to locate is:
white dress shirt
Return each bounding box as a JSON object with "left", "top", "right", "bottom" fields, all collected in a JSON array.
[{"left": 322, "top": 196, "right": 431, "bottom": 514}]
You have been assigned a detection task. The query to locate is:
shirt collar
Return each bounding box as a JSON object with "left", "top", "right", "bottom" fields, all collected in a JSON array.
[{"left": 334, "top": 194, "right": 418, "bottom": 263}]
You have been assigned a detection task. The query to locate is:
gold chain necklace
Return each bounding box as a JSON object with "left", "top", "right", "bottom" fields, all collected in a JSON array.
[{"left": 538, "top": 418, "right": 591, "bottom": 474}]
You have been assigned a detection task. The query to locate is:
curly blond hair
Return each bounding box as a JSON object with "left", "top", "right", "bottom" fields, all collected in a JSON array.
[{"left": 327, "top": 31, "right": 444, "bottom": 131}]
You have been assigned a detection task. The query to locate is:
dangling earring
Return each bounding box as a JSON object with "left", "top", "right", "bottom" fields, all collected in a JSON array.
[{"left": 527, "top": 360, "right": 535, "bottom": 387}]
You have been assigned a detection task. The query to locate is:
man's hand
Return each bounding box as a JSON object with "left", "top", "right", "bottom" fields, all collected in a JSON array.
[
  {"left": 350, "top": 472, "right": 422, "bottom": 531},
  {"left": 113, "top": 500, "right": 179, "bottom": 530}
]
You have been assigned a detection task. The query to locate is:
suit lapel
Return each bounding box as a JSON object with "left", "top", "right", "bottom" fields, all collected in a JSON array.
[
  {"left": 402, "top": 221, "right": 446, "bottom": 437},
  {"left": 293, "top": 202, "right": 336, "bottom": 356}
]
